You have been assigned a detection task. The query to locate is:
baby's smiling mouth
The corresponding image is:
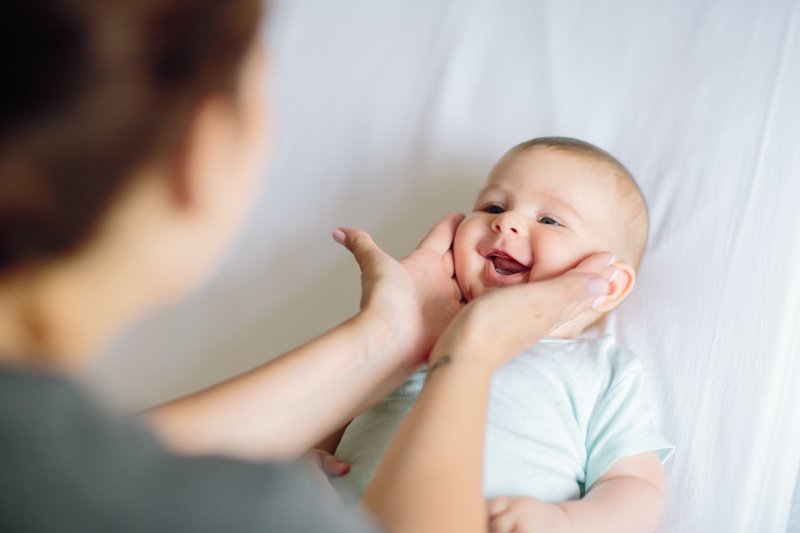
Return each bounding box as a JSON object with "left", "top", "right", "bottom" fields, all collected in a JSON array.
[{"left": 489, "top": 253, "right": 530, "bottom": 276}]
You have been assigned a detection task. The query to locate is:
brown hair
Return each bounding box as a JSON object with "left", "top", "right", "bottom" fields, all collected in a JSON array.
[
  {"left": 0, "top": 0, "right": 263, "bottom": 274},
  {"left": 511, "top": 136, "right": 649, "bottom": 268}
]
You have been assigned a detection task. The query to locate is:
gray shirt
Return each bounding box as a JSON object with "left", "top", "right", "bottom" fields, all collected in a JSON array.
[{"left": 0, "top": 367, "right": 381, "bottom": 532}]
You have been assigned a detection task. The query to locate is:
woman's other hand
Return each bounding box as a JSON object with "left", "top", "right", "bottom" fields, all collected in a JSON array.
[
  {"left": 429, "top": 251, "right": 616, "bottom": 372},
  {"left": 333, "top": 212, "right": 465, "bottom": 368},
  {"left": 362, "top": 253, "right": 614, "bottom": 532}
]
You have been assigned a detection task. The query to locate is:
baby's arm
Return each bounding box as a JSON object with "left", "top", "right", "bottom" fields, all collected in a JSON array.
[
  {"left": 560, "top": 451, "right": 667, "bottom": 531},
  {"left": 488, "top": 451, "right": 666, "bottom": 533}
]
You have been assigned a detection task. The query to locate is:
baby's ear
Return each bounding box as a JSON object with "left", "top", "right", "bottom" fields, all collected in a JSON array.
[{"left": 593, "top": 261, "right": 636, "bottom": 313}]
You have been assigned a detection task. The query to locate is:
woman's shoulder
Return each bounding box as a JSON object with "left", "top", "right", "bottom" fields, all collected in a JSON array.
[
  {"left": 0, "top": 365, "right": 163, "bottom": 478},
  {"left": 0, "top": 366, "right": 380, "bottom": 532},
  {"left": 0, "top": 365, "right": 101, "bottom": 429}
]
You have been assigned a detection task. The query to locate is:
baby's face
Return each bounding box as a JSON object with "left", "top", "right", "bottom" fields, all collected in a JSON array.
[{"left": 454, "top": 148, "right": 627, "bottom": 301}]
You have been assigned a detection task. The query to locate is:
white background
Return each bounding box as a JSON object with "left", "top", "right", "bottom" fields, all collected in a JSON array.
[{"left": 87, "top": 1, "right": 800, "bottom": 531}]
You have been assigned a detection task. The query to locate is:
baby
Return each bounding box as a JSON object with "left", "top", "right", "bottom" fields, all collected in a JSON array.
[{"left": 329, "top": 137, "right": 674, "bottom": 531}]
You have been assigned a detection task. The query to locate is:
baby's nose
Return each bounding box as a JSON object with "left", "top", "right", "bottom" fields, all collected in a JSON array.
[
  {"left": 493, "top": 222, "right": 519, "bottom": 233},
  {"left": 492, "top": 213, "right": 528, "bottom": 236}
]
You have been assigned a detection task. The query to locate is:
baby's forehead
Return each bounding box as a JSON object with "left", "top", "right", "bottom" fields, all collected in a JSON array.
[
  {"left": 483, "top": 148, "right": 620, "bottom": 202},
  {"left": 498, "top": 146, "right": 614, "bottom": 176}
]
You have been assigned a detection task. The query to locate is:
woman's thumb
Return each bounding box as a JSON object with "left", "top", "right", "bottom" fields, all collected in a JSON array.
[
  {"left": 332, "top": 227, "right": 381, "bottom": 270},
  {"left": 332, "top": 228, "right": 347, "bottom": 246}
]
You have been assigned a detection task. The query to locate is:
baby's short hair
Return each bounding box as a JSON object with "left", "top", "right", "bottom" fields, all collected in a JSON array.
[{"left": 510, "top": 137, "right": 649, "bottom": 270}]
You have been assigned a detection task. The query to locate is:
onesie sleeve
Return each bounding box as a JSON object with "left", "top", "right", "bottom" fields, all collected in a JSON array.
[{"left": 583, "top": 346, "right": 674, "bottom": 492}]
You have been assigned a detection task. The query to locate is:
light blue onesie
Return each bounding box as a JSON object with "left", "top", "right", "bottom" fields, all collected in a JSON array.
[{"left": 333, "top": 335, "right": 674, "bottom": 503}]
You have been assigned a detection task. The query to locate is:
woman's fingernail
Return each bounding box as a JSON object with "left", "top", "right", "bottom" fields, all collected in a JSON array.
[
  {"left": 332, "top": 229, "right": 346, "bottom": 245},
  {"left": 586, "top": 277, "right": 609, "bottom": 296},
  {"left": 593, "top": 296, "right": 608, "bottom": 308}
]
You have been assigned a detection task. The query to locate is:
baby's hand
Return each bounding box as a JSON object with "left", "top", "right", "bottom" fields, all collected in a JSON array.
[
  {"left": 306, "top": 449, "right": 350, "bottom": 500},
  {"left": 309, "top": 448, "right": 350, "bottom": 477},
  {"left": 487, "top": 496, "right": 571, "bottom": 533}
]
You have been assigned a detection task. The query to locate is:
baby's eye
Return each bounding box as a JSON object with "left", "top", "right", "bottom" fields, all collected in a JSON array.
[
  {"left": 482, "top": 204, "right": 505, "bottom": 215},
  {"left": 538, "top": 216, "right": 562, "bottom": 227}
]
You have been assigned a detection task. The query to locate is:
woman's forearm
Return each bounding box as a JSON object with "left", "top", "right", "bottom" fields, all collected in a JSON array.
[
  {"left": 146, "top": 310, "right": 414, "bottom": 460},
  {"left": 363, "top": 355, "right": 495, "bottom": 533},
  {"left": 145, "top": 213, "right": 468, "bottom": 462}
]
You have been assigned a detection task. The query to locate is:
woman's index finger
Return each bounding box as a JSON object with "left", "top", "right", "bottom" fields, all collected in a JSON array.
[{"left": 416, "top": 212, "right": 465, "bottom": 255}]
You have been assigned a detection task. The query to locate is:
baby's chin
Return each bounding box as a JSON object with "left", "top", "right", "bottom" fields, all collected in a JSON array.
[{"left": 458, "top": 279, "right": 502, "bottom": 302}]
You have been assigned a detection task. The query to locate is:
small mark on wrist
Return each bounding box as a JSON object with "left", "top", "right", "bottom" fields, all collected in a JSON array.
[{"left": 425, "top": 354, "right": 452, "bottom": 383}]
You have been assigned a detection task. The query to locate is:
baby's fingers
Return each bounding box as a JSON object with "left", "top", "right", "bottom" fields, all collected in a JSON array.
[
  {"left": 487, "top": 498, "right": 516, "bottom": 533},
  {"left": 310, "top": 449, "right": 350, "bottom": 476},
  {"left": 487, "top": 497, "right": 511, "bottom": 517},
  {"left": 488, "top": 511, "right": 516, "bottom": 533}
]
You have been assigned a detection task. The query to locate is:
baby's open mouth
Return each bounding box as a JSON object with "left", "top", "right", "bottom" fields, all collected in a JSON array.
[{"left": 490, "top": 254, "right": 529, "bottom": 276}]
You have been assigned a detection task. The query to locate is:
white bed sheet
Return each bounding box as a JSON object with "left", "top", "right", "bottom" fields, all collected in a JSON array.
[{"left": 88, "top": 1, "right": 800, "bottom": 531}]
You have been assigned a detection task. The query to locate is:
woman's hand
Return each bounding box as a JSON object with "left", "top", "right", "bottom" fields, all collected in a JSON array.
[
  {"left": 333, "top": 212, "right": 466, "bottom": 368},
  {"left": 429, "top": 252, "right": 617, "bottom": 372}
]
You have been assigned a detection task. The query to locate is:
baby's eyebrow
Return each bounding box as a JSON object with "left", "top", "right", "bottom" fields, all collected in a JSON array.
[
  {"left": 539, "top": 192, "right": 584, "bottom": 222},
  {"left": 477, "top": 184, "right": 510, "bottom": 199},
  {"left": 479, "top": 184, "right": 501, "bottom": 193}
]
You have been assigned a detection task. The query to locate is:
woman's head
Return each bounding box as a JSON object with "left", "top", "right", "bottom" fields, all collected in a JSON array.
[
  {"left": 0, "top": 0, "right": 265, "bottom": 277},
  {"left": 0, "top": 0, "right": 268, "bottom": 365}
]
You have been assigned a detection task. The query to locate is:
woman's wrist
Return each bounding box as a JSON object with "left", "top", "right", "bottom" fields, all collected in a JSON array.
[
  {"left": 426, "top": 304, "right": 513, "bottom": 373},
  {"left": 351, "top": 307, "right": 419, "bottom": 374},
  {"left": 424, "top": 350, "right": 497, "bottom": 389}
]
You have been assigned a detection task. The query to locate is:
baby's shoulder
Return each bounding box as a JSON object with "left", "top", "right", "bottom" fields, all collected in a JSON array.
[{"left": 518, "top": 335, "right": 642, "bottom": 389}]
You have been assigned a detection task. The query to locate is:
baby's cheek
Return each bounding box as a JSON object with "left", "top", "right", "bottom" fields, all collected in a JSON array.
[
  {"left": 452, "top": 215, "right": 490, "bottom": 301},
  {"left": 532, "top": 234, "right": 591, "bottom": 279},
  {"left": 452, "top": 256, "right": 475, "bottom": 301},
  {"left": 533, "top": 252, "right": 594, "bottom": 282}
]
